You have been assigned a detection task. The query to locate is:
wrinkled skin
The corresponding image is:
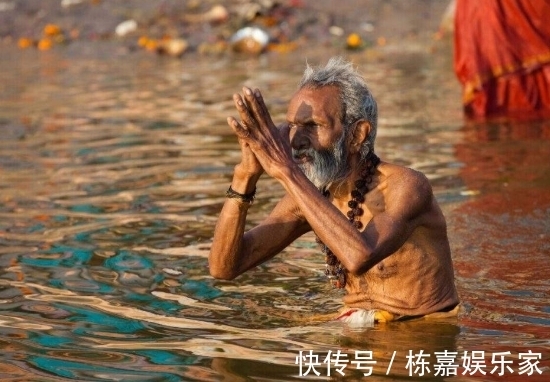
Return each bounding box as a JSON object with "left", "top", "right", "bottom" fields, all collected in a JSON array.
[{"left": 209, "top": 86, "right": 459, "bottom": 317}]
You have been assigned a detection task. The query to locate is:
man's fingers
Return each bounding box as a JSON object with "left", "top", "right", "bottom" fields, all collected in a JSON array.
[
  {"left": 241, "top": 87, "right": 260, "bottom": 120},
  {"left": 227, "top": 117, "right": 251, "bottom": 140},
  {"left": 244, "top": 87, "right": 265, "bottom": 120},
  {"left": 278, "top": 122, "right": 291, "bottom": 138},
  {"left": 253, "top": 88, "right": 273, "bottom": 122},
  {"left": 242, "top": 87, "right": 274, "bottom": 128},
  {"left": 233, "top": 93, "right": 256, "bottom": 129}
]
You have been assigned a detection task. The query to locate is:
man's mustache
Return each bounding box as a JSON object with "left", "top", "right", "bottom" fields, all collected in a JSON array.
[{"left": 292, "top": 147, "right": 329, "bottom": 160}]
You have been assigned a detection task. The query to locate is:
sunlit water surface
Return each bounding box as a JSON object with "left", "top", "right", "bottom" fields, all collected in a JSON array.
[{"left": 1, "top": 42, "right": 549, "bottom": 381}]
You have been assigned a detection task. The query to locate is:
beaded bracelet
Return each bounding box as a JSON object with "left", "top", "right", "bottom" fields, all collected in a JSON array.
[{"left": 225, "top": 185, "right": 256, "bottom": 204}]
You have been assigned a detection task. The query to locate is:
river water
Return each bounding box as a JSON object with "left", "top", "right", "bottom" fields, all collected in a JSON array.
[{"left": 1, "top": 41, "right": 549, "bottom": 381}]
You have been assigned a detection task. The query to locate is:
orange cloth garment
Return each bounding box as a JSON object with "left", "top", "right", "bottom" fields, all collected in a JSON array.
[{"left": 454, "top": 0, "right": 550, "bottom": 118}]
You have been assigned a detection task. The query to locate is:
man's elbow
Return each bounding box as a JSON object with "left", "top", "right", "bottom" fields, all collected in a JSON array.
[
  {"left": 209, "top": 266, "right": 238, "bottom": 281},
  {"left": 344, "top": 254, "right": 374, "bottom": 276},
  {"left": 346, "top": 263, "right": 364, "bottom": 277}
]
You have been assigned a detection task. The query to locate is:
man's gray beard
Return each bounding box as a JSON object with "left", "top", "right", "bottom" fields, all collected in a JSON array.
[{"left": 294, "top": 133, "right": 349, "bottom": 190}]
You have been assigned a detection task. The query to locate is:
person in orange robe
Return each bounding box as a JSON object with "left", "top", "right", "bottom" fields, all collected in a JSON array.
[{"left": 454, "top": 0, "right": 550, "bottom": 119}]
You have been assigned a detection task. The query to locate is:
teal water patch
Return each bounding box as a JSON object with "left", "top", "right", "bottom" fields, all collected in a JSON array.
[
  {"left": 29, "top": 356, "right": 182, "bottom": 381},
  {"left": 49, "top": 277, "right": 115, "bottom": 294},
  {"left": 67, "top": 305, "right": 146, "bottom": 334},
  {"left": 74, "top": 231, "right": 94, "bottom": 242},
  {"left": 104, "top": 250, "right": 154, "bottom": 271},
  {"left": 131, "top": 195, "right": 161, "bottom": 213},
  {"left": 53, "top": 215, "right": 68, "bottom": 222},
  {"left": 103, "top": 250, "right": 164, "bottom": 288},
  {"left": 31, "top": 332, "right": 73, "bottom": 348},
  {"left": 70, "top": 203, "right": 104, "bottom": 214},
  {"left": 20, "top": 246, "right": 93, "bottom": 268},
  {"left": 180, "top": 279, "right": 222, "bottom": 300},
  {"left": 135, "top": 350, "right": 198, "bottom": 366},
  {"left": 28, "top": 223, "right": 45, "bottom": 233},
  {"left": 125, "top": 292, "right": 182, "bottom": 313}
]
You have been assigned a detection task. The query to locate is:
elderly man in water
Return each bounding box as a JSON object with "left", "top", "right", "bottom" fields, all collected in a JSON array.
[{"left": 209, "top": 57, "right": 459, "bottom": 325}]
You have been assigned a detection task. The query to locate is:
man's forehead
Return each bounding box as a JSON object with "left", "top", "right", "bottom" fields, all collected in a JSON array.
[{"left": 287, "top": 86, "right": 341, "bottom": 120}]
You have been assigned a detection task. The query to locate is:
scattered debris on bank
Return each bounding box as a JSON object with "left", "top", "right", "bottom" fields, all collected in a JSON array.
[{"left": 1, "top": 0, "right": 452, "bottom": 57}]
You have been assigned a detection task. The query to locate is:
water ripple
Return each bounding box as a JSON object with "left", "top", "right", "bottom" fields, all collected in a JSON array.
[{"left": 1, "top": 44, "right": 549, "bottom": 380}]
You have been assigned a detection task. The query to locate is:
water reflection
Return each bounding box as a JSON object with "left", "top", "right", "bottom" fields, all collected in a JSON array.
[
  {"left": 450, "top": 119, "right": 550, "bottom": 379},
  {"left": 0, "top": 42, "right": 549, "bottom": 380}
]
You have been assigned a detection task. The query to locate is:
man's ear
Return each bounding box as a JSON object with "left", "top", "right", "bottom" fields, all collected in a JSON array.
[{"left": 350, "top": 120, "right": 371, "bottom": 153}]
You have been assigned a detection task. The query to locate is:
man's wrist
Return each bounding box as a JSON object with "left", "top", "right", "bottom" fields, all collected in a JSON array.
[
  {"left": 232, "top": 165, "right": 261, "bottom": 194},
  {"left": 271, "top": 162, "right": 302, "bottom": 184},
  {"left": 226, "top": 185, "right": 256, "bottom": 204}
]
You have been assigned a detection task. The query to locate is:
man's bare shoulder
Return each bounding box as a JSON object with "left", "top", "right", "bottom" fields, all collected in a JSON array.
[
  {"left": 377, "top": 161, "right": 434, "bottom": 216},
  {"left": 379, "top": 162, "right": 432, "bottom": 195}
]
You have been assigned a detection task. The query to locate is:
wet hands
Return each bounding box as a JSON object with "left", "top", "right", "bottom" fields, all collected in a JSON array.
[{"left": 227, "top": 87, "right": 293, "bottom": 179}]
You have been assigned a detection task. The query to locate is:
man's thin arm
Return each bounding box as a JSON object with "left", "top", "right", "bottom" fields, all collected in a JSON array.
[
  {"left": 356, "top": 171, "right": 436, "bottom": 273},
  {"left": 209, "top": 185, "right": 310, "bottom": 280},
  {"left": 275, "top": 167, "right": 431, "bottom": 275},
  {"left": 209, "top": 165, "right": 257, "bottom": 279},
  {"left": 275, "top": 167, "right": 375, "bottom": 274}
]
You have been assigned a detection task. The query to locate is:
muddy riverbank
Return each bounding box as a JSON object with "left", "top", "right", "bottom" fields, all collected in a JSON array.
[{"left": 1, "top": 0, "right": 453, "bottom": 56}]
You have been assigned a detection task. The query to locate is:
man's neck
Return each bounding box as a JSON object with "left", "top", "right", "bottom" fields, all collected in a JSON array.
[
  {"left": 328, "top": 178, "right": 354, "bottom": 200},
  {"left": 327, "top": 154, "right": 363, "bottom": 201},
  {"left": 328, "top": 155, "right": 378, "bottom": 201}
]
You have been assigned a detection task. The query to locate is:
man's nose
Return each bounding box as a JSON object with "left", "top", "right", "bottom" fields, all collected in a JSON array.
[{"left": 290, "top": 129, "right": 310, "bottom": 151}]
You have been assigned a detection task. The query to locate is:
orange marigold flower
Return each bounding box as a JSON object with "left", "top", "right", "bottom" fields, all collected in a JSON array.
[
  {"left": 346, "top": 33, "right": 362, "bottom": 49},
  {"left": 44, "top": 24, "right": 62, "bottom": 37},
  {"left": 37, "top": 38, "right": 53, "bottom": 51},
  {"left": 18, "top": 37, "right": 34, "bottom": 49},
  {"left": 145, "top": 39, "right": 158, "bottom": 51},
  {"left": 138, "top": 36, "right": 149, "bottom": 47}
]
